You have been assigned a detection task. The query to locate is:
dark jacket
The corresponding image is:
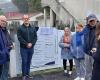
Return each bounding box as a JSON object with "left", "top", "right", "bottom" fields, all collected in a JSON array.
[
  {"left": 91, "top": 61, "right": 100, "bottom": 80},
  {"left": 35, "top": 27, "right": 39, "bottom": 32},
  {"left": 2, "top": 28, "right": 13, "bottom": 51},
  {"left": 91, "top": 40, "right": 100, "bottom": 80},
  {"left": 17, "top": 24, "right": 37, "bottom": 48},
  {"left": 93, "top": 40, "right": 100, "bottom": 63},
  {"left": 0, "top": 27, "right": 13, "bottom": 64},
  {"left": 83, "top": 24, "right": 96, "bottom": 56}
]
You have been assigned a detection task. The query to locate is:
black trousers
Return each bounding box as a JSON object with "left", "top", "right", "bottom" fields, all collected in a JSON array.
[
  {"left": 63, "top": 59, "right": 73, "bottom": 71},
  {"left": 0, "top": 65, "right": 3, "bottom": 78},
  {"left": 91, "top": 61, "right": 100, "bottom": 80}
]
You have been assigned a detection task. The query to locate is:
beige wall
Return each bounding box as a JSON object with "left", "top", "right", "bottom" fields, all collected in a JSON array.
[
  {"left": 38, "top": 19, "right": 50, "bottom": 27},
  {"left": 61, "top": 0, "right": 100, "bottom": 20}
]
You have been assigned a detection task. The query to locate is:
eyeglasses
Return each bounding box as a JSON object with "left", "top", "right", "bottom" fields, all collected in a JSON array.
[{"left": 23, "top": 18, "right": 29, "bottom": 21}]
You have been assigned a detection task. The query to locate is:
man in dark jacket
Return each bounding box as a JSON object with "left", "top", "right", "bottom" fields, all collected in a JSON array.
[
  {"left": 17, "top": 15, "right": 37, "bottom": 80},
  {"left": 0, "top": 15, "right": 13, "bottom": 80},
  {"left": 83, "top": 14, "right": 97, "bottom": 80}
]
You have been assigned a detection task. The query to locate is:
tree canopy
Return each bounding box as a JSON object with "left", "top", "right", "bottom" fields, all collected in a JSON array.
[
  {"left": 12, "top": 0, "right": 43, "bottom": 13},
  {"left": 0, "top": 9, "right": 3, "bottom": 15}
]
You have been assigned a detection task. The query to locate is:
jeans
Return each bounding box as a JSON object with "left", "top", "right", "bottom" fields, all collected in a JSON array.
[
  {"left": 0, "top": 62, "right": 9, "bottom": 80},
  {"left": 85, "top": 54, "right": 94, "bottom": 80},
  {"left": 20, "top": 47, "right": 34, "bottom": 76},
  {"left": 74, "top": 59, "right": 85, "bottom": 78}
]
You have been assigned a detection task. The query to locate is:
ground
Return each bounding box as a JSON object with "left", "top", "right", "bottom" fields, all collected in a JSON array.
[{"left": 9, "top": 68, "right": 76, "bottom": 80}]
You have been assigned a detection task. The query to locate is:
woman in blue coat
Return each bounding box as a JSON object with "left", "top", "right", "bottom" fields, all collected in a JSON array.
[
  {"left": 59, "top": 27, "right": 73, "bottom": 76},
  {"left": 71, "top": 24, "right": 85, "bottom": 80},
  {"left": 91, "top": 22, "right": 100, "bottom": 80}
]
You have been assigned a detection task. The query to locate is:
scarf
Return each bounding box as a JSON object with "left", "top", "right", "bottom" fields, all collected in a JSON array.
[
  {"left": 63, "top": 34, "right": 71, "bottom": 43},
  {"left": 76, "top": 32, "right": 83, "bottom": 46}
]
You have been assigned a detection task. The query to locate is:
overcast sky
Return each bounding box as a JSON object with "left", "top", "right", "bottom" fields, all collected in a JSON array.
[{"left": 0, "top": 0, "right": 11, "bottom": 3}]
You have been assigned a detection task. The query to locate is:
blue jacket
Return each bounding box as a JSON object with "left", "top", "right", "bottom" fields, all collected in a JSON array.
[
  {"left": 0, "top": 27, "right": 12, "bottom": 64},
  {"left": 71, "top": 33, "right": 85, "bottom": 59},
  {"left": 83, "top": 24, "right": 96, "bottom": 56}
]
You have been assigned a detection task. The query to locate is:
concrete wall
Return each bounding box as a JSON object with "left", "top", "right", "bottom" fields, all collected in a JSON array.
[
  {"left": 62, "top": 0, "right": 100, "bottom": 20},
  {"left": 38, "top": 19, "right": 50, "bottom": 27},
  {"left": 42, "top": 0, "right": 100, "bottom": 24}
]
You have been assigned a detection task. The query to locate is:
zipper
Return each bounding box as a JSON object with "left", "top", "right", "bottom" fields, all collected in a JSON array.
[
  {"left": 27, "top": 27, "right": 30, "bottom": 42},
  {"left": 76, "top": 47, "right": 78, "bottom": 58}
]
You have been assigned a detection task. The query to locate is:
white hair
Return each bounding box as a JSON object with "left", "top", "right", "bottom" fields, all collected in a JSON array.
[{"left": 64, "top": 27, "right": 70, "bottom": 30}]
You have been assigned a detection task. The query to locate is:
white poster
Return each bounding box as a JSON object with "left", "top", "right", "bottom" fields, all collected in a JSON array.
[{"left": 31, "top": 27, "right": 57, "bottom": 68}]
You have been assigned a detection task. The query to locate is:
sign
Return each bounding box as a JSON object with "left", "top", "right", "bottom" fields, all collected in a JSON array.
[{"left": 31, "top": 27, "right": 57, "bottom": 68}]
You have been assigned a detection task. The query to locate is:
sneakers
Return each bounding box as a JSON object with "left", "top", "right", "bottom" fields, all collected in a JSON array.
[
  {"left": 64, "top": 70, "right": 69, "bottom": 77},
  {"left": 26, "top": 75, "right": 32, "bottom": 79},
  {"left": 22, "top": 75, "right": 31, "bottom": 80},
  {"left": 64, "top": 70, "right": 68, "bottom": 73},
  {"left": 74, "top": 77, "right": 80, "bottom": 80},
  {"left": 74, "top": 77, "right": 85, "bottom": 80},
  {"left": 81, "top": 78, "right": 85, "bottom": 80},
  {"left": 69, "top": 71, "right": 72, "bottom": 77},
  {"left": 63, "top": 70, "right": 72, "bottom": 77},
  {"left": 69, "top": 71, "right": 72, "bottom": 75},
  {"left": 22, "top": 76, "right": 27, "bottom": 80},
  {"left": 63, "top": 72, "right": 70, "bottom": 77}
]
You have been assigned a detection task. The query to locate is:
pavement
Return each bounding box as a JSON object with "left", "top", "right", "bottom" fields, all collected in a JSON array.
[{"left": 9, "top": 69, "right": 76, "bottom": 80}]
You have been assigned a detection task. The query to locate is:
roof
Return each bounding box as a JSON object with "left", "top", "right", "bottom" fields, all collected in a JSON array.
[{"left": 6, "top": 12, "right": 41, "bottom": 20}]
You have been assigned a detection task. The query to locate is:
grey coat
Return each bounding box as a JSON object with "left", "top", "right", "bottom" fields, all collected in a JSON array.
[{"left": 59, "top": 36, "right": 73, "bottom": 60}]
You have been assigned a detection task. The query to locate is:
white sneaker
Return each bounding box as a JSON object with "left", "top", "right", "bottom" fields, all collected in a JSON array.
[
  {"left": 64, "top": 70, "right": 67, "bottom": 73},
  {"left": 74, "top": 77, "right": 80, "bottom": 80},
  {"left": 69, "top": 71, "right": 72, "bottom": 75},
  {"left": 81, "top": 78, "right": 85, "bottom": 80}
]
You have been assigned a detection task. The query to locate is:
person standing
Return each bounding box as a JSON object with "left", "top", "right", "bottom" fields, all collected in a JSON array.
[
  {"left": 0, "top": 15, "right": 13, "bottom": 80},
  {"left": 0, "top": 17, "right": 2, "bottom": 78},
  {"left": 91, "top": 21, "right": 100, "bottom": 80},
  {"left": 83, "top": 14, "right": 97, "bottom": 80},
  {"left": 59, "top": 27, "right": 73, "bottom": 77},
  {"left": 71, "top": 24, "right": 85, "bottom": 80},
  {"left": 17, "top": 15, "right": 37, "bottom": 80}
]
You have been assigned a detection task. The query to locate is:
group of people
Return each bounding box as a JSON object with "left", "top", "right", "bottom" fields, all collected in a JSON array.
[
  {"left": 0, "top": 13, "right": 100, "bottom": 80},
  {"left": 0, "top": 14, "right": 37, "bottom": 80},
  {"left": 59, "top": 14, "right": 100, "bottom": 80}
]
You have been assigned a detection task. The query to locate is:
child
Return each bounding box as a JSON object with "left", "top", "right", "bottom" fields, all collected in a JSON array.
[{"left": 59, "top": 27, "right": 73, "bottom": 77}]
